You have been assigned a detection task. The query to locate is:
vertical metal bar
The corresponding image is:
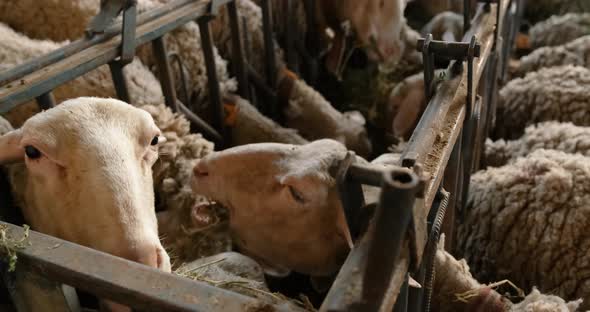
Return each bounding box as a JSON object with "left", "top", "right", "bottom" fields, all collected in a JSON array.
[
  {"left": 393, "top": 275, "right": 409, "bottom": 312},
  {"left": 241, "top": 18, "right": 258, "bottom": 108},
  {"left": 442, "top": 137, "right": 462, "bottom": 252},
  {"left": 120, "top": 2, "right": 137, "bottom": 64},
  {"left": 227, "top": 0, "right": 250, "bottom": 100},
  {"left": 464, "top": 0, "right": 471, "bottom": 34},
  {"left": 108, "top": 62, "right": 131, "bottom": 103},
  {"left": 260, "top": 0, "right": 278, "bottom": 118},
  {"left": 284, "top": 0, "right": 298, "bottom": 72},
  {"left": 362, "top": 168, "right": 419, "bottom": 311},
  {"left": 35, "top": 92, "right": 56, "bottom": 111},
  {"left": 151, "top": 36, "right": 178, "bottom": 110},
  {"left": 303, "top": 0, "right": 318, "bottom": 86},
  {"left": 197, "top": 17, "right": 226, "bottom": 145}
]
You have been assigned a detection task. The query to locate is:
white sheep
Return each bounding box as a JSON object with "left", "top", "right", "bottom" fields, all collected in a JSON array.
[
  {"left": 458, "top": 149, "right": 590, "bottom": 310},
  {"left": 494, "top": 65, "right": 590, "bottom": 140},
  {"left": 0, "top": 0, "right": 237, "bottom": 106},
  {"left": 0, "top": 97, "right": 171, "bottom": 311},
  {"left": 485, "top": 121, "right": 590, "bottom": 167},
  {"left": 512, "top": 35, "right": 590, "bottom": 77},
  {"left": 529, "top": 13, "right": 590, "bottom": 49},
  {"left": 433, "top": 235, "right": 583, "bottom": 312},
  {"left": 525, "top": 2, "right": 590, "bottom": 24},
  {"left": 0, "top": 0, "right": 374, "bottom": 155}
]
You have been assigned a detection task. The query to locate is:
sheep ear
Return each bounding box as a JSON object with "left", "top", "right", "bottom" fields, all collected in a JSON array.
[{"left": 0, "top": 129, "right": 23, "bottom": 164}]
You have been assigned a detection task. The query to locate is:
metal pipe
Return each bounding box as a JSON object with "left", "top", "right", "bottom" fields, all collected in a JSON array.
[
  {"left": 108, "top": 62, "right": 131, "bottom": 103},
  {"left": 346, "top": 163, "right": 387, "bottom": 187},
  {"left": 152, "top": 36, "right": 178, "bottom": 109},
  {"left": 416, "top": 39, "right": 481, "bottom": 60},
  {"left": 362, "top": 168, "right": 419, "bottom": 311},
  {"left": 197, "top": 17, "right": 226, "bottom": 145},
  {"left": 227, "top": 0, "right": 250, "bottom": 100},
  {"left": 35, "top": 92, "right": 56, "bottom": 111},
  {"left": 260, "top": 0, "right": 278, "bottom": 117},
  {"left": 176, "top": 100, "right": 223, "bottom": 143}
]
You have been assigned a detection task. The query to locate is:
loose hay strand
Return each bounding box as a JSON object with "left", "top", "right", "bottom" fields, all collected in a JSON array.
[
  {"left": 0, "top": 224, "right": 31, "bottom": 272},
  {"left": 454, "top": 279, "right": 525, "bottom": 303}
]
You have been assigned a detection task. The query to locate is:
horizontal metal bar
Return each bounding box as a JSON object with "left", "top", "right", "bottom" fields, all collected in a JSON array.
[
  {"left": 346, "top": 163, "right": 388, "bottom": 187},
  {"left": 0, "top": 0, "right": 194, "bottom": 86},
  {"left": 416, "top": 40, "right": 481, "bottom": 59},
  {"left": 0, "top": 0, "right": 211, "bottom": 113},
  {"left": 0, "top": 221, "right": 296, "bottom": 312}
]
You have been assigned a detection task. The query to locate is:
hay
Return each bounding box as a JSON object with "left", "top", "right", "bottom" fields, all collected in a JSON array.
[{"left": 0, "top": 224, "right": 30, "bottom": 272}]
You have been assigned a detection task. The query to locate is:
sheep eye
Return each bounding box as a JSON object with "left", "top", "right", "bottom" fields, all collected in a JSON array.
[
  {"left": 150, "top": 136, "right": 159, "bottom": 146},
  {"left": 288, "top": 186, "right": 306, "bottom": 204},
  {"left": 24, "top": 145, "right": 42, "bottom": 159}
]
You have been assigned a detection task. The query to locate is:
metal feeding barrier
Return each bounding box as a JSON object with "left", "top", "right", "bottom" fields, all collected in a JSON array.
[{"left": 0, "top": 0, "right": 524, "bottom": 311}]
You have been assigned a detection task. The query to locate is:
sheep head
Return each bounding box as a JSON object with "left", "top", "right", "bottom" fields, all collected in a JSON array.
[
  {"left": 191, "top": 139, "right": 353, "bottom": 277},
  {"left": 318, "top": 0, "right": 408, "bottom": 67},
  {"left": 0, "top": 97, "right": 171, "bottom": 311}
]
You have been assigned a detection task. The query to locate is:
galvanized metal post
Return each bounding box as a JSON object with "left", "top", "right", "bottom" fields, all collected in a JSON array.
[
  {"left": 227, "top": 0, "right": 250, "bottom": 100},
  {"left": 152, "top": 36, "right": 178, "bottom": 110},
  {"left": 108, "top": 62, "right": 131, "bottom": 103},
  {"left": 260, "top": 0, "right": 278, "bottom": 118},
  {"left": 197, "top": 16, "right": 227, "bottom": 146},
  {"left": 35, "top": 92, "right": 56, "bottom": 111},
  {"left": 361, "top": 168, "right": 419, "bottom": 311}
]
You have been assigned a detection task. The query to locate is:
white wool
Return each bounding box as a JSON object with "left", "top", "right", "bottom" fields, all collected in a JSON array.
[
  {"left": 513, "top": 35, "right": 590, "bottom": 77},
  {"left": 459, "top": 149, "right": 590, "bottom": 310},
  {"left": 485, "top": 121, "right": 590, "bottom": 167},
  {"left": 495, "top": 65, "right": 590, "bottom": 140},
  {"left": 529, "top": 13, "right": 590, "bottom": 49}
]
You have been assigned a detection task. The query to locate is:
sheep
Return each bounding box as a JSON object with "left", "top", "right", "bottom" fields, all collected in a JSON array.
[
  {"left": 0, "top": 97, "right": 171, "bottom": 311},
  {"left": 0, "top": 0, "right": 237, "bottom": 105},
  {"left": 457, "top": 149, "right": 590, "bottom": 310},
  {"left": 511, "top": 35, "right": 590, "bottom": 77},
  {"left": 191, "top": 139, "right": 353, "bottom": 278},
  {"left": 251, "top": 0, "right": 410, "bottom": 67},
  {"left": 433, "top": 235, "right": 583, "bottom": 312},
  {"left": 188, "top": 138, "right": 421, "bottom": 280},
  {"left": 494, "top": 65, "right": 590, "bottom": 140},
  {"left": 525, "top": 2, "right": 590, "bottom": 25},
  {"left": 529, "top": 13, "right": 590, "bottom": 49},
  {"left": 0, "top": 0, "right": 373, "bottom": 155},
  {"left": 420, "top": 11, "right": 464, "bottom": 42},
  {"left": 210, "top": 0, "right": 372, "bottom": 156},
  {"left": 485, "top": 121, "right": 590, "bottom": 167},
  {"left": 0, "top": 22, "right": 164, "bottom": 127}
]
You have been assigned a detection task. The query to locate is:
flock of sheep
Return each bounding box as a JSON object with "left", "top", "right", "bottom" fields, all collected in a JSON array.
[{"left": 0, "top": 0, "right": 589, "bottom": 311}]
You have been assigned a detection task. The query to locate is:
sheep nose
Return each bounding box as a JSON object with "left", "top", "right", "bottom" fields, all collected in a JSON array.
[{"left": 119, "top": 243, "right": 170, "bottom": 272}]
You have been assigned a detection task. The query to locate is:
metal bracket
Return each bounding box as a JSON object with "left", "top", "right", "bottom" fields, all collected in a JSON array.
[
  {"left": 87, "top": 0, "right": 137, "bottom": 65},
  {"left": 417, "top": 35, "right": 482, "bottom": 103}
]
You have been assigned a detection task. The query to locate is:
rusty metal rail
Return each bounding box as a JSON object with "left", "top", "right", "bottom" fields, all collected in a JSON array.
[
  {"left": 322, "top": 1, "right": 521, "bottom": 311},
  {"left": 0, "top": 221, "right": 299, "bottom": 312}
]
